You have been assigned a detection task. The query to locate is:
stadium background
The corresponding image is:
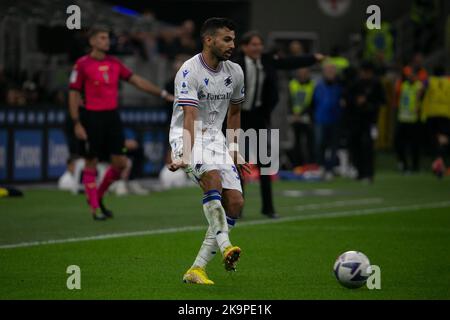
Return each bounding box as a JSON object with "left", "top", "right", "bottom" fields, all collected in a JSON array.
[{"left": 1, "top": 0, "right": 448, "bottom": 183}]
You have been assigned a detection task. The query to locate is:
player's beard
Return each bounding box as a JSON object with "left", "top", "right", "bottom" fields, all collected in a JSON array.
[{"left": 211, "top": 41, "right": 231, "bottom": 61}]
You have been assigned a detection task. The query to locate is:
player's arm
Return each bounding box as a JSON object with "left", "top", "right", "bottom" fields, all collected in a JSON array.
[
  {"left": 128, "top": 74, "right": 174, "bottom": 102},
  {"left": 227, "top": 103, "right": 251, "bottom": 174},
  {"left": 182, "top": 106, "right": 197, "bottom": 164}
]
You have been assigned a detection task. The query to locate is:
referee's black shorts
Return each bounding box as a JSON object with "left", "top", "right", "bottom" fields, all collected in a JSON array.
[{"left": 79, "top": 109, "right": 126, "bottom": 160}]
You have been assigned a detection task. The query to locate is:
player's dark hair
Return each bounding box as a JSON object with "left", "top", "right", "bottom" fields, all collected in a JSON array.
[
  {"left": 88, "top": 25, "right": 110, "bottom": 39},
  {"left": 200, "top": 17, "right": 236, "bottom": 41},
  {"left": 240, "top": 31, "right": 264, "bottom": 46}
]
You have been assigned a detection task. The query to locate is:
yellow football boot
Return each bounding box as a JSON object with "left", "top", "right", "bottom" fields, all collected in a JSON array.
[
  {"left": 223, "top": 246, "right": 241, "bottom": 272},
  {"left": 183, "top": 267, "right": 214, "bottom": 285}
]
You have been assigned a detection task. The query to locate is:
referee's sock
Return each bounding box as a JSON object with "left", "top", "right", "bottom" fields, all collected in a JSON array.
[
  {"left": 82, "top": 168, "right": 99, "bottom": 212},
  {"left": 98, "top": 166, "right": 121, "bottom": 199}
]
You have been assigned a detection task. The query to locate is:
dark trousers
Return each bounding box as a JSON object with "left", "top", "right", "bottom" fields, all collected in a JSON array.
[
  {"left": 314, "top": 123, "right": 339, "bottom": 172},
  {"left": 241, "top": 110, "right": 276, "bottom": 215},
  {"left": 349, "top": 125, "right": 375, "bottom": 179},
  {"left": 126, "top": 146, "right": 145, "bottom": 180},
  {"left": 290, "top": 122, "right": 314, "bottom": 166},
  {"left": 395, "top": 122, "right": 421, "bottom": 172}
]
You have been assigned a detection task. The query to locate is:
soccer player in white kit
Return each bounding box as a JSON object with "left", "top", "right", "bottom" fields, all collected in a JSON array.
[{"left": 168, "top": 18, "right": 251, "bottom": 285}]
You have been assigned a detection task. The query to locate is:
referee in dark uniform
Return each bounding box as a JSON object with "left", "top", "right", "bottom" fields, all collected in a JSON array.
[{"left": 234, "top": 31, "right": 325, "bottom": 218}]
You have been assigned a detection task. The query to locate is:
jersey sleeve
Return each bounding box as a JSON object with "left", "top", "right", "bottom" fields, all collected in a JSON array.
[
  {"left": 231, "top": 65, "right": 245, "bottom": 105},
  {"left": 69, "top": 61, "right": 85, "bottom": 91},
  {"left": 174, "top": 67, "right": 199, "bottom": 108},
  {"left": 118, "top": 60, "right": 133, "bottom": 81}
]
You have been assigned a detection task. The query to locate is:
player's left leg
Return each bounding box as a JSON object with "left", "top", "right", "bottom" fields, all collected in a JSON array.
[
  {"left": 221, "top": 188, "right": 244, "bottom": 271},
  {"left": 190, "top": 188, "right": 243, "bottom": 272},
  {"left": 193, "top": 164, "right": 244, "bottom": 263}
]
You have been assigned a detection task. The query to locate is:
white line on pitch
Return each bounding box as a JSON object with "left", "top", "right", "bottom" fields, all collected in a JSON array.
[
  {"left": 0, "top": 201, "right": 449, "bottom": 250},
  {"left": 291, "top": 198, "right": 384, "bottom": 211}
]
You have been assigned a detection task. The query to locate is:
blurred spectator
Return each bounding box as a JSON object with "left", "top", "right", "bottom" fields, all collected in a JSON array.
[
  {"left": 58, "top": 156, "right": 78, "bottom": 191},
  {"left": 158, "top": 27, "right": 183, "bottom": 61},
  {"left": 6, "top": 87, "right": 26, "bottom": 107},
  {"left": 346, "top": 61, "right": 385, "bottom": 183},
  {"left": 422, "top": 67, "right": 450, "bottom": 177},
  {"left": 288, "top": 40, "right": 304, "bottom": 57},
  {"left": 23, "top": 80, "right": 39, "bottom": 105},
  {"left": 394, "top": 66, "right": 424, "bottom": 173},
  {"left": 410, "top": 52, "right": 429, "bottom": 83},
  {"left": 111, "top": 139, "right": 148, "bottom": 196},
  {"left": 133, "top": 9, "right": 160, "bottom": 60},
  {"left": 110, "top": 32, "right": 135, "bottom": 55},
  {"left": 177, "top": 20, "right": 199, "bottom": 56},
  {"left": 312, "top": 63, "right": 343, "bottom": 179},
  {"left": 327, "top": 45, "right": 350, "bottom": 75},
  {"left": 288, "top": 68, "right": 315, "bottom": 166}
]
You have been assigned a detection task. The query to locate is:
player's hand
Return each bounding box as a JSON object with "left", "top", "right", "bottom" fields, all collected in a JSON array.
[
  {"left": 161, "top": 89, "right": 175, "bottom": 103},
  {"left": 74, "top": 122, "right": 88, "bottom": 140},
  {"left": 168, "top": 159, "right": 189, "bottom": 172},
  {"left": 237, "top": 162, "right": 252, "bottom": 175},
  {"left": 230, "top": 150, "right": 252, "bottom": 175},
  {"left": 165, "top": 93, "right": 175, "bottom": 103}
]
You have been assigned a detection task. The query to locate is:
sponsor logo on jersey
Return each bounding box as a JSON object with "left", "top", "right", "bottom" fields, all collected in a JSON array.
[{"left": 205, "top": 92, "right": 232, "bottom": 100}]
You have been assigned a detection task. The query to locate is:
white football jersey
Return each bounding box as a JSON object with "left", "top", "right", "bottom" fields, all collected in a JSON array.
[{"left": 169, "top": 53, "right": 245, "bottom": 145}]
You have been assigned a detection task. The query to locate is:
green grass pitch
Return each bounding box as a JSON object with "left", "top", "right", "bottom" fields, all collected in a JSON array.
[{"left": 0, "top": 172, "right": 449, "bottom": 299}]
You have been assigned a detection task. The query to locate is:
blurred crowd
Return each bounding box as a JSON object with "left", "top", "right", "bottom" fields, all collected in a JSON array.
[
  {"left": 0, "top": 9, "right": 199, "bottom": 108},
  {"left": 284, "top": 46, "right": 449, "bottom": 182}
]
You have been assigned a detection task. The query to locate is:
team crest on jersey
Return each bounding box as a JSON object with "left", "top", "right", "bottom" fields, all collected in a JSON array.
[
  {"left": 224, "top": 75, "right": 232, "bottom": 87},
  {"left": 204, "top": 78, "right": 209, "bottom": 86}
]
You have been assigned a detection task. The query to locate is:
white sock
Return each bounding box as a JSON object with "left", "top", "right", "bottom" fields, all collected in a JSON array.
[
  {"left": 202, "top": 190, "right": 231, "bottom": 254},
  {"left": 192, "top": 216, "right": 236, "bottom": 269}
]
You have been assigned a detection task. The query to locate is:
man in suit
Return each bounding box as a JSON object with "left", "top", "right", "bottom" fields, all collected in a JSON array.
[{"left": 234, "top": 31, "right": 325, "bottom": 219}]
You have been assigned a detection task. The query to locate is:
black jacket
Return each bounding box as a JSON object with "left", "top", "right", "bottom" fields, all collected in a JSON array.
[{"left": 234, "top": 53, "right": 317, "bottom": 129}]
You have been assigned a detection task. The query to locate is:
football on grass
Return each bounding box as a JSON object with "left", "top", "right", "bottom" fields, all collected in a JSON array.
[{"left": 333, "top": 251, "right": 372, "bottom": 289}]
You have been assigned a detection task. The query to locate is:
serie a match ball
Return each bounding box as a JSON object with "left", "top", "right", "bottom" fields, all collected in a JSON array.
[{"left": 333, "top": 251, "right": 372, "bottom": 289}]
